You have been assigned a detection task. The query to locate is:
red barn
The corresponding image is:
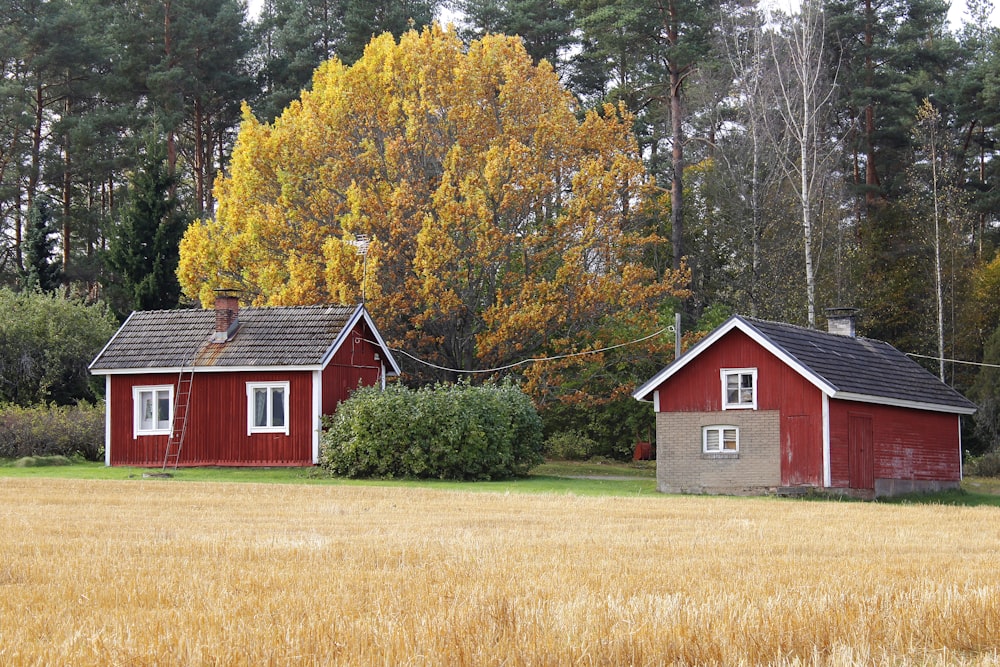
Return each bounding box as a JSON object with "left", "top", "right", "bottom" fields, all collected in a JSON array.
[
  {"left": 633, "top": 311, "right": 977, "bottom": 498},
  {"left": 89, "top": 293, "right": 401, "bottom": 467}
]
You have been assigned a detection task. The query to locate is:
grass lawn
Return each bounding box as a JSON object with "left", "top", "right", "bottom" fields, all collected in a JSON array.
[
  {"left": 4, "top": 456, "right": 1000, "bottom": 505},
  {"left": 0, "top": 458, "right": 659, "bottom": 496}
]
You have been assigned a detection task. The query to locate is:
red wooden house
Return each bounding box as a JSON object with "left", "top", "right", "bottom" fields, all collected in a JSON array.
[
  {"left": 89, "top": 293, "right": 401, "bottom": 467},
  {"left": 633, "top": 310, "right": 977, "bottom": 497}
]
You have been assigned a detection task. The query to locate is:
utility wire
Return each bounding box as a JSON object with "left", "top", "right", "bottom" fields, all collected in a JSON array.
[
  {"left": 905, "top": 353, "right": 1000, "bottom": 369},
  {"left": 372, "top": 325, "right": 676, "bottom": 375}
]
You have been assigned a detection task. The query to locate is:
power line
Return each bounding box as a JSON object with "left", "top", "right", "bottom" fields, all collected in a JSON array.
[
  {"left": 905, "top": 352, "right": 1000, "bottom": 369},
  {"left": 373, "top": 325, "right": 676, "bottom": 375}
]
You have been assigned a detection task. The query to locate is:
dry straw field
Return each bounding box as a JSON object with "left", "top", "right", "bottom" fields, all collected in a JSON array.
[{"left": 1, "top": 478, "right": 999, "bottom": 666}]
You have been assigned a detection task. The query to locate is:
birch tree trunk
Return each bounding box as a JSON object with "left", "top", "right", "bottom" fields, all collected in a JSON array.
[
  {"left": 769, "top": 1, "right": 838, "bottom": 328},
  {"left": 916, "top": 100, "right": 946, "bottom": 380}
]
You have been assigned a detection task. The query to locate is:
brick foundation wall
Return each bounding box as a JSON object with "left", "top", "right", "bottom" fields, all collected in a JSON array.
[{"left": 655, "top": 410, "right": 781, "bottom": 494}]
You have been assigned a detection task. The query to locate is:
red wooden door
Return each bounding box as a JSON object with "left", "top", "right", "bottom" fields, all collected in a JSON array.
[
  {"left": 848, "top": 413, "right": 874, "bottom": 489},
  {"left": 783, "top": 415, "right": 814, "bottom": 485}
]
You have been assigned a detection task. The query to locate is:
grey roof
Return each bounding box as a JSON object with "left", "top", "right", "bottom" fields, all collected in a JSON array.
[
  {"left": 742, "top": 316, "right": 976, "bottom": 412},
  {"left": 635, "top": 315, "right": 977, "bottom": 414},
  {"left": 90, "top": 304, "right": 396, "bottom": 372}
]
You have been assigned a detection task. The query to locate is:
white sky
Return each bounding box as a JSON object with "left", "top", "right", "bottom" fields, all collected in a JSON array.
[{"left": 244, "top": 0, "right": 996, "bottom": 31}]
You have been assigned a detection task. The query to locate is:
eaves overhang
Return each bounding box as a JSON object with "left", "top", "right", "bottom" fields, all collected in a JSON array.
[{"left": 632, "top": 315, "right": 837, "bottom": 401}]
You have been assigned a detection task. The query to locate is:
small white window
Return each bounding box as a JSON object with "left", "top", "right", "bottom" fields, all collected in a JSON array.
[
  {"left": 722, "top": 368, "right": 757, "bottom": 410},
  {"left": 133, "top": 385, "right": 173, "bottom": 438},
  {"left": 247, "top": 382, "right": 290, "bottom": 435},
  {"left": 703, "top": 425, "right": 739, "bottom": 453}
]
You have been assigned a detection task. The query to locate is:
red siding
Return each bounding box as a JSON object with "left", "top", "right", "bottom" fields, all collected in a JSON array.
[
  {"left": 655, "top": 329, "right": 825, "bottom": 486},
  {"left": 828, "top": 401, "right": 960, "bottom": 487},
  {"left": 110, "top": 370, "right": 315, "bottom": 467},
  {"left": 321, "top": 320, "right": 383, "bottom": 414}
]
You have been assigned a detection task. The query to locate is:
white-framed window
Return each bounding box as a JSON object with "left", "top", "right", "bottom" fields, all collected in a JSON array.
[
  {"left": 247, "top": 381, "right": 290, "bottom": 435},
  {"left": 133, "top": 385, "right": 173, "bottom": 438},
  {"left": 722, "top": 368, "right": 757, "bottom": 410},
  {"left": 703, "top": 425, "right": 739, "bottom": 453}
]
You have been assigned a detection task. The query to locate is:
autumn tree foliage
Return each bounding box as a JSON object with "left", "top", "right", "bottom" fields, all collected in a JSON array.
[{"left": 179, "top": 25, "right": 688, "bottom": 403}]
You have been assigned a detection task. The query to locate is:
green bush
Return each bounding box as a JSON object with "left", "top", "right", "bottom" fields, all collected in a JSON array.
[
  {"left": 320, "top": 382, "right": 543, "bottom": 480},
  {"left": 544, "top": 430, "right": 600, "bottom": 460},
  {"left": 965, "top": 450, "right": 1000, "bottom": 477},
  {"left": 0, "top": 288, "right": 118, "bottom": 406},
  {"left": 539, "top": 396, "right": 654, "bottom": 461},
  {"left": 12, "top": 455, "right": 73, "bottom": 467},
  {"left": 0, "top": 402, "right": 105, "bottom": 461}
]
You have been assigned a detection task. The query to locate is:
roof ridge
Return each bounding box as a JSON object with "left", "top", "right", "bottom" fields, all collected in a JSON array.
[
  {"left": 131, "top": 303, "right": 357, "bottom": 314},
  {"left": 741, "top": 314, "right": 885, "bottom": 345}
]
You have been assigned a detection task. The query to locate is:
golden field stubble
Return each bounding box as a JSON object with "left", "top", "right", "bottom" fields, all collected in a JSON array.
[{"left": 0, "top": 478, "right": 998, "bottom": 666}]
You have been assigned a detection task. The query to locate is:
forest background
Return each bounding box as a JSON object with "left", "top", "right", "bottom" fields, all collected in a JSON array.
[{"left": 3, "top": 0, "right": 1000, "bottom": 459}]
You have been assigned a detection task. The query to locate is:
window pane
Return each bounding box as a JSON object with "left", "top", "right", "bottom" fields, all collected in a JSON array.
[
  {"left": 140, "top": 391, "right": 153, "bottom": 430},
  {"left": 156, "top": 390, "right": 171, "bottom": 429},
  {"left": 726, "top": 375, "right": 740, "bottom": 404},
  {"left": 271, "top": 388, "right": 285, "bottom": 427},
  {"left": 254, "top": 388, "right": 268, "bottom": 427},
  {"left": 705, "top": 429, "right": 720, "bottom": 451},
  {"left": 722, "top": 428, "right": 738, "bottom": 451},
  {"left": 740, "top": 374, "right": 753, "bottom": 403}
]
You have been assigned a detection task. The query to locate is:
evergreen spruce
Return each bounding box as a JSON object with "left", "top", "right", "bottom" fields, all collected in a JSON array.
[
  {"left": 23, "top": 198, "right": 63, "bottom": 292},
  {"left": 104, "top": 138, "right": 188, "bottom": 315}
]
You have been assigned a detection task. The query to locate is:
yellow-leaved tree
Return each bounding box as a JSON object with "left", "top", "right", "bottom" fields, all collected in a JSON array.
[{"left": 179, "top": 25, "right": 688, "bottom": 410}]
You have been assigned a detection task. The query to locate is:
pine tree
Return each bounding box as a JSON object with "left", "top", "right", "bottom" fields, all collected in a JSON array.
[
  {"left": 825, "top": 0, "right": 957, "bottom": 208},
  {"left": 456, "top": 0, "right": 575, "bottom": 66},
  {"left": 104, "top": 138, "right": 188, "bottom": 315},
  {"left": 251, "top": 0, "right": 436, "bottom": 123},
  {"left": 23, "top": 198, "right": 63, "bottom": 292},
  {"left": 568, "top": 0, "right": 726, "bottom": 271}
]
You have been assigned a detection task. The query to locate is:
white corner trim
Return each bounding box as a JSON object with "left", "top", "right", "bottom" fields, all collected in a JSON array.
[
  {"left": 653, "top": 389, "right": 660, "bottom": 413},
  {"left": 105, "top": 376, "right": 112, "bottom": 467},
  {"left": 312, "top": 370, "right": 322, "bottom": 464},
  {"left": 958, "top": 414, "right": 964, "bottom": 481},
  {"left": 822, "top": 393, "right": 831, "bottom": 488}
]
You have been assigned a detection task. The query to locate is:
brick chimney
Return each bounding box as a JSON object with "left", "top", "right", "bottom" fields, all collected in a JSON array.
[
  {"left": 825, "top": 307, "right": 858, "bottom": 338},
  {"left": 213, "top": 289, "right": 240, "bottom": 343}
]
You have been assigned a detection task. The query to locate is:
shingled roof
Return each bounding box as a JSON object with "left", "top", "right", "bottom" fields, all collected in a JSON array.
[
  {"left": 89, "top": 304, "right": 400, "bottom": 374},
  {"left": 634, "top": 315, "right": 977, "bottom": 415}
]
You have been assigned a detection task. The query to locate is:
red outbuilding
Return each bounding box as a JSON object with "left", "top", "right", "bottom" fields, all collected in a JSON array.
[
  {"left": 633, "top": 310, "right": 977, "bottom": 498},
  {"left": 89, "top": 292, "right": 401, "bottom": 467}
]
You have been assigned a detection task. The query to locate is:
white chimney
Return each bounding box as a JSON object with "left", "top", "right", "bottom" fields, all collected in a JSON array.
[{"left": 825, "top": 307, "right": 858, "bottom": 338}]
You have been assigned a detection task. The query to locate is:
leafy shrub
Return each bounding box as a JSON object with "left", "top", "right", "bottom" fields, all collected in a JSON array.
[
  {"left": 0, "top": 288, "right": 118, "bottom": 406},
  {"left": 540, "top": 396, "right": 654, "bottom": 461},
  {"left": 965, "top": 450, "right": 1000, "bottom": 477},
  {"left": 544, "top": 430, "right": 600, "bottom": 461},
  {"left": 12, "top": 455, "right": 73, "bottom": 467},
  {"left": 320, "top": 382, "right": 543, "bottom": 480},
  {"left": 0, "top": 402, "right": 105, "bottom": 461}
]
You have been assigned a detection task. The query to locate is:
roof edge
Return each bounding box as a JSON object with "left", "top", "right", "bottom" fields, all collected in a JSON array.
[
  {"left": 633, "top": 315, "right": 838, "bottom": 401},
  {"left": 88, "top": 310, "right": 136, "bottom": 372},
  {"left": 90, "top": 364, "right": 326, "bottom": 376},
  {"left": 320, "top": 304, "right": 402, "bottom": 377},
  {"left": 832, "top": 391, "right": 977, "bottom": 415}
]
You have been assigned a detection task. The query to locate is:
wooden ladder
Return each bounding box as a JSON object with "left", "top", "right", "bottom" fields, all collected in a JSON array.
[{"left": 162, "top": 363, "right": 195, "bottom": 471}]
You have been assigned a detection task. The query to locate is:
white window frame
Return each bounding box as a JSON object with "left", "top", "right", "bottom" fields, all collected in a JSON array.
[
  {"left": 703, "top": 425, "right": 740, "bottom": 454},
  {"left": 246, "top": 381, "right": 290, "bottom": 435},
  {"left": 721, "top": 368, "right": 757, "bottom": 410},
  {"left": 133, "top": 385, "right": 173, "bottom": 438}
]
